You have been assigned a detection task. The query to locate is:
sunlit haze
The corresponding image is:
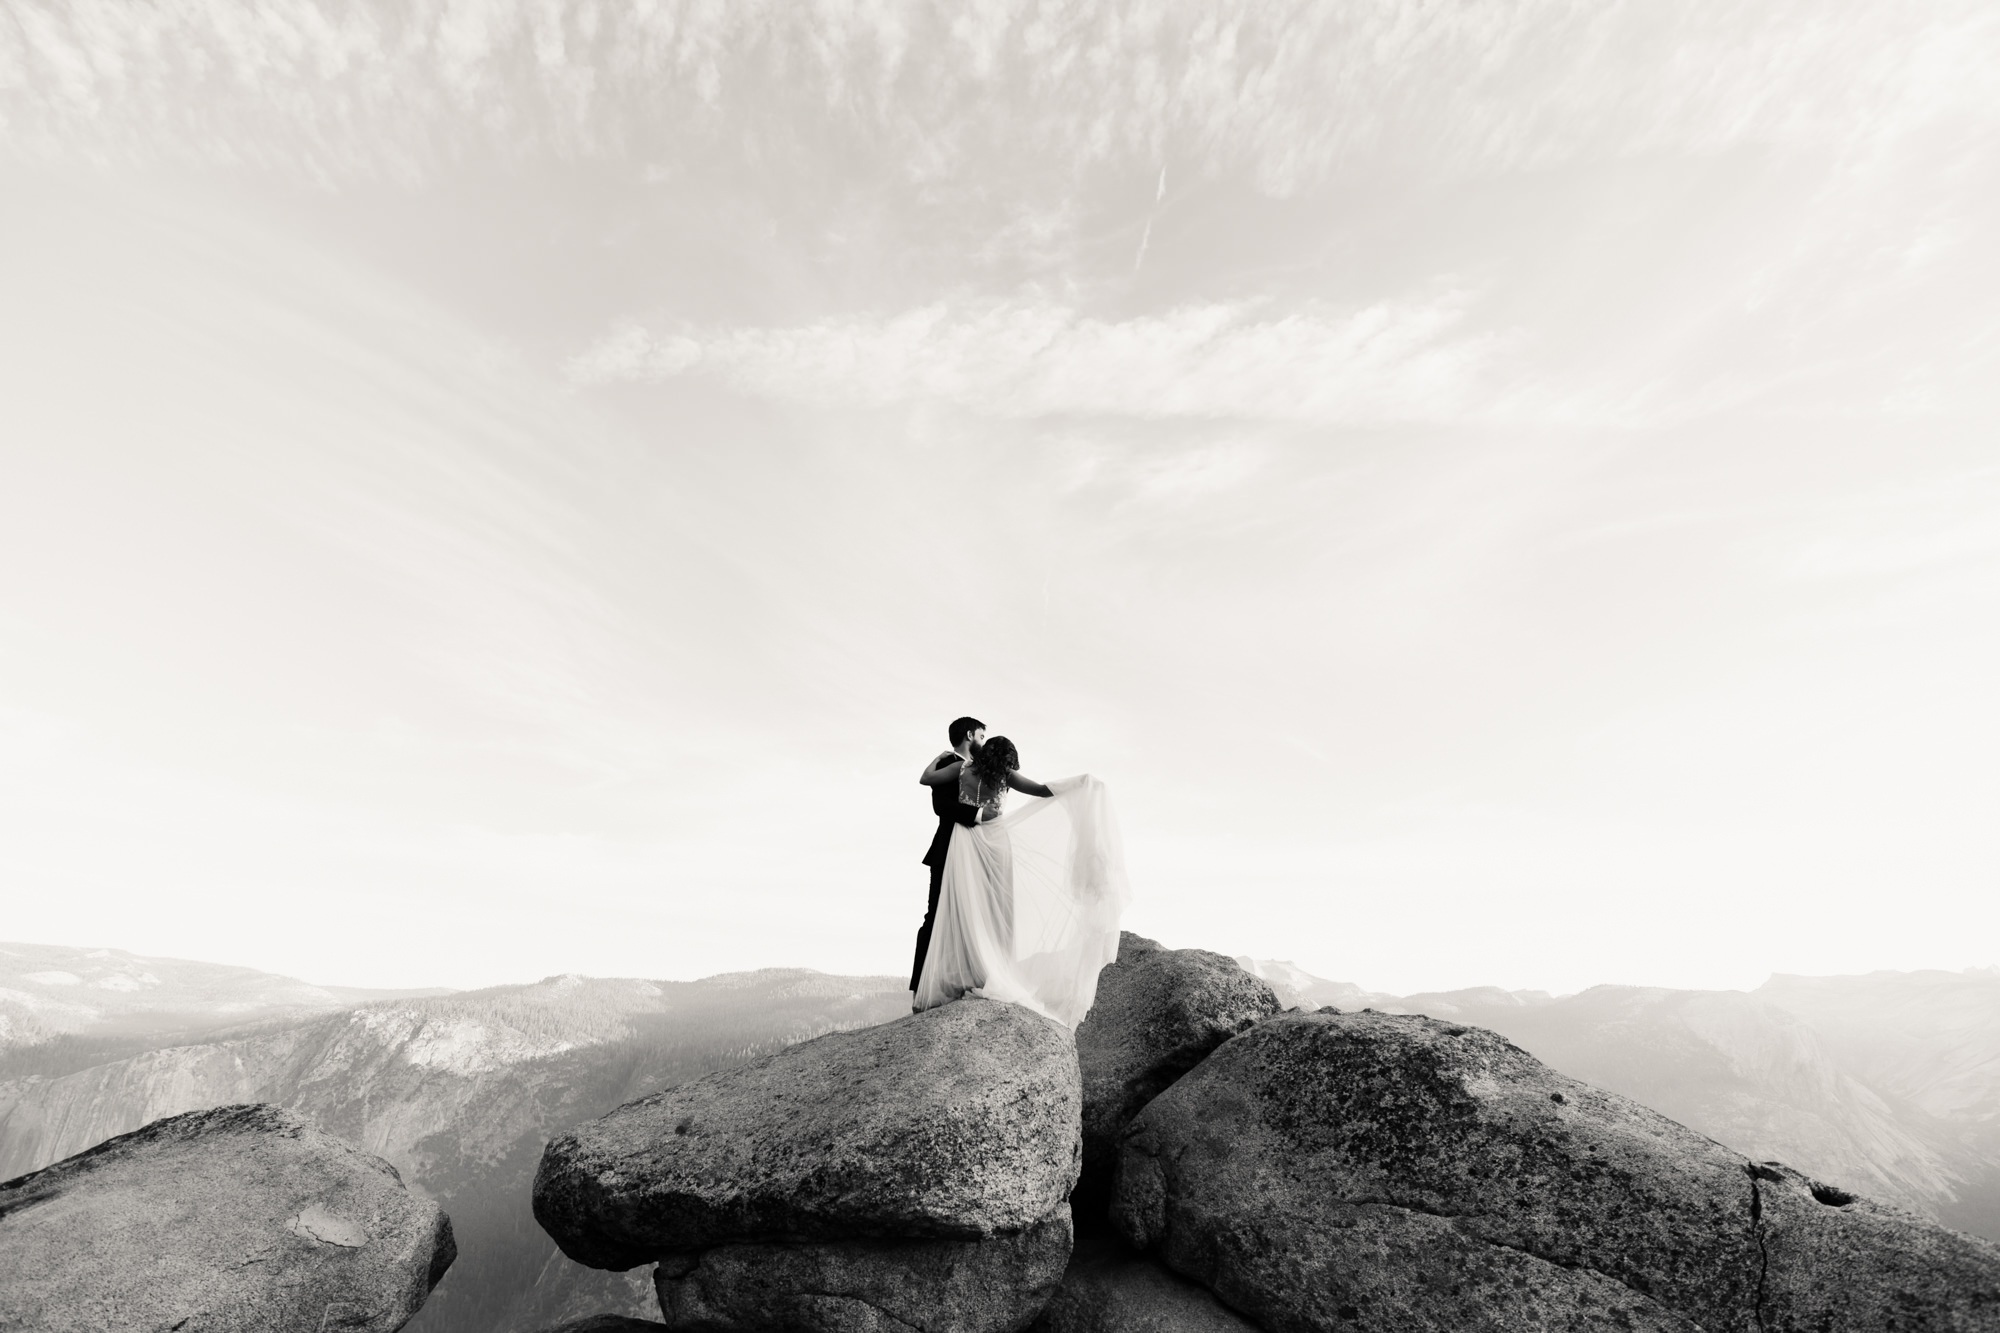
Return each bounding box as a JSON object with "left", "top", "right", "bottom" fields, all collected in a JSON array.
[{"left": 4, "top": 2, "right": 1998, "bottom": 995}]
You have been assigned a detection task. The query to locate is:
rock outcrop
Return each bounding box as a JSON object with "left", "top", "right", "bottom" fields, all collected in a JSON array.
[
  {"left": 536, "top": 996, "right": 1080, "bottom": 1333},
  {"left": 1074, "top": 934, "right": 1280, "bottom": 1203},
  {"left": 654, "top": 1208, "right": 1071, "bottom": 1333},
  {"left": 536, "top": 995, "right": 1079, "bottom": 1265},
  {"left": 1113, "top": 1009, "right": 2000, "bottom": 1332},
  {"left": 1033, "top": 1232, "right": 1260, "bottom": 1333},
  {"left": 0, "top": 1102, "right": 454, "bottom": 1332},
  {"left": 1752, "top": 1157, "right": 2000, "bottom": 1329},
  {"left": 531, "top": 1317, "right": 672, "bottom": 1332}
]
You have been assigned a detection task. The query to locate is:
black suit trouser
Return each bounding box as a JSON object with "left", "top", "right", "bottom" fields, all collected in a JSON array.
[{"left": 911, "top": 857, "right": 945, "bottom": 993}]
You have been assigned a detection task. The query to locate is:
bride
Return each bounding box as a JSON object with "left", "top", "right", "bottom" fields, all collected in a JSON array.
[{"left": 913, "top": 736, "right": 1131, "bottom": 1029}]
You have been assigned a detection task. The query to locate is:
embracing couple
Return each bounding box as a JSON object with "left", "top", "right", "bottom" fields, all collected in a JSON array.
[{"left": 908, "top": 716, "right": 1132, "bottom": 1029}]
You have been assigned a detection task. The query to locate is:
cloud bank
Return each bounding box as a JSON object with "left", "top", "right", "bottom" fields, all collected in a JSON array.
[
  {"left": 566, "top": 294, "right": 1531, "bottom": 425},
  {"left": 5, "top": 0, "right": 1993, "bottom": 187}
]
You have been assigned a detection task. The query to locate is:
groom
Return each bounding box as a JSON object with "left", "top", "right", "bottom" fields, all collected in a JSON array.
[{"left": 912, "top": 715, "right": 985, "bottom": 1000}]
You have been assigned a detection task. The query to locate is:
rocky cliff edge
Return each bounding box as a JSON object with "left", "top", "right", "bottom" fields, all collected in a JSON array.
[{"left": 532, "top": 940, "right": 2000, "bottom": 1333}]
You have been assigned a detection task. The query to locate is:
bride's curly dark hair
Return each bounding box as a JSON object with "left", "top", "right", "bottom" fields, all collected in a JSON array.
[{"left": 968, "top": 736, "right": 1019, "bottom": 793}]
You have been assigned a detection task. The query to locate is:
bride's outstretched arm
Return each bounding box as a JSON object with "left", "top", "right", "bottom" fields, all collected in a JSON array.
[
  {"left": 1006, "top": 771, "right": 1055, "bottom": 799},
  {"left": 918, "top": 753, "right": 964, "bottom": 786}
]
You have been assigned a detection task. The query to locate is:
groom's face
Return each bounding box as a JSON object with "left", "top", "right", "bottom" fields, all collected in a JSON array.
[{"left": 966, "top": 728, "right": 987, "bottom": 751}]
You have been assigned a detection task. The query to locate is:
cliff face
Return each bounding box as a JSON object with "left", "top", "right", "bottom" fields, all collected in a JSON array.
[
  {"left": 0, "top": 1026, "right": 314, "bottom": 1177},
  {"left": 1758, "top": 969, "right": 2000, "bottom": 1240},
  {"left": 0, "top": 968, "right": 911, "bottom": 1333}
]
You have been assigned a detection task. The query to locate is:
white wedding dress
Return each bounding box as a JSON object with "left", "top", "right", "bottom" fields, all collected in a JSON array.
[{"left": 913, "top": 772, "right": 1131, "bottom": 1029}]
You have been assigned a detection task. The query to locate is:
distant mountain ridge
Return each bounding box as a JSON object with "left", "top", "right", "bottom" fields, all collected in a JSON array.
[{"left": 0, "top": 941, "right": 452, "bottom": 1072}]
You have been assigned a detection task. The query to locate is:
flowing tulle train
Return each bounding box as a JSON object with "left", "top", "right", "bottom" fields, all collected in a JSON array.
[{"left": 913, "top": 774, "right": 1130, "bottom": 1029}]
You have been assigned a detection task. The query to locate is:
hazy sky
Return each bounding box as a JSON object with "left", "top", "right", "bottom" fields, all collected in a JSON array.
[{"left": 4, "top": 1, "right": 1998, "bottom": 994}]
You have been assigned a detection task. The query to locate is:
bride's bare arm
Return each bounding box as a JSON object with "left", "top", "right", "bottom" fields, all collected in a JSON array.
[
  {"left": 1006, "top": 771, "right": 1055, "bottom": 798},
  {"left": 919, "top": 753, "right": 963, "bottom": 786}
]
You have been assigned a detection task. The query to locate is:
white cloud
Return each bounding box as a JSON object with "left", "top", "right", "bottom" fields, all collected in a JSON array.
[
  {"left": 565, "top": 293, "right": 1517, "bottom": 425},
  {"left": 4, "top": 0, "right": 1994, "bottom": 187},
  {"left": 1130, "top": 441, "right": 1264, "bottom": 504}
]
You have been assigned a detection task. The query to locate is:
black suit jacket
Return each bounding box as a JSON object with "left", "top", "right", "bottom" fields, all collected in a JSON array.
[{"left": 922, "top": 754, "right": 981, "bottom": 866}]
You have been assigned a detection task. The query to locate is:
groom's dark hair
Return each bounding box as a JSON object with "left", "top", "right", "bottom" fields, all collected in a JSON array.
[{"left": 948, "top": 716, "right": 986, "bottom": 747}]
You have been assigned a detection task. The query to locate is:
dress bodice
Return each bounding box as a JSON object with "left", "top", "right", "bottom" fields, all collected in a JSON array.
[{"left": 959, "top": 768, "right": 1006, "bottom": 821}]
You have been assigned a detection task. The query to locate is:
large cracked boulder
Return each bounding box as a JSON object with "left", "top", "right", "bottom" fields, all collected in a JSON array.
[
  {"left": 536, "top": 996, "right": 1079, "bottom": 1263},
  {"left": 1074, "top": 934, "right": 1280, "bottom": 1203},
  {"left": 0, "top": 1102, "right": 454, "bottom": 1333},
  {"left": 1113, "top": 1010, "right": 2000, "bottom": 1333},
  {"left": 536, "top": 996, "right": 1080, "bottom": 1333},
  {"left": 654, "top": 1209, "right": 1071, "bottom": 1333}
]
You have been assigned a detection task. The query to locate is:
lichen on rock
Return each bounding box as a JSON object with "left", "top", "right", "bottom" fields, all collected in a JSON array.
[
  {"left": 1074, "top": 933, "right": 1280, "bottom": 1209},
  {"left": 535, "top": 996, "right": 1080, "bottom": 1269},
  {"left": 534, "top": 995, "right": 1082, "bottom": 1333},
  {"left": 0, "top": 1102, "right": 454, "bottom": 1333},
  {"left": 1112, "top": 1008, "right": 2000, "bottom": 1333},
  {"left": 654, "top": 1207, "right": 1072, "bottom": 1333},
  {"left": 1031, "top": 1229, "right": 1262, "bottom": 1333}
]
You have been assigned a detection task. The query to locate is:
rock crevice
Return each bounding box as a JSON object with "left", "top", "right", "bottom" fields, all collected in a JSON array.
[{"left": 1747, "top": 1164, "right": 1773, "bottom": 1333}]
